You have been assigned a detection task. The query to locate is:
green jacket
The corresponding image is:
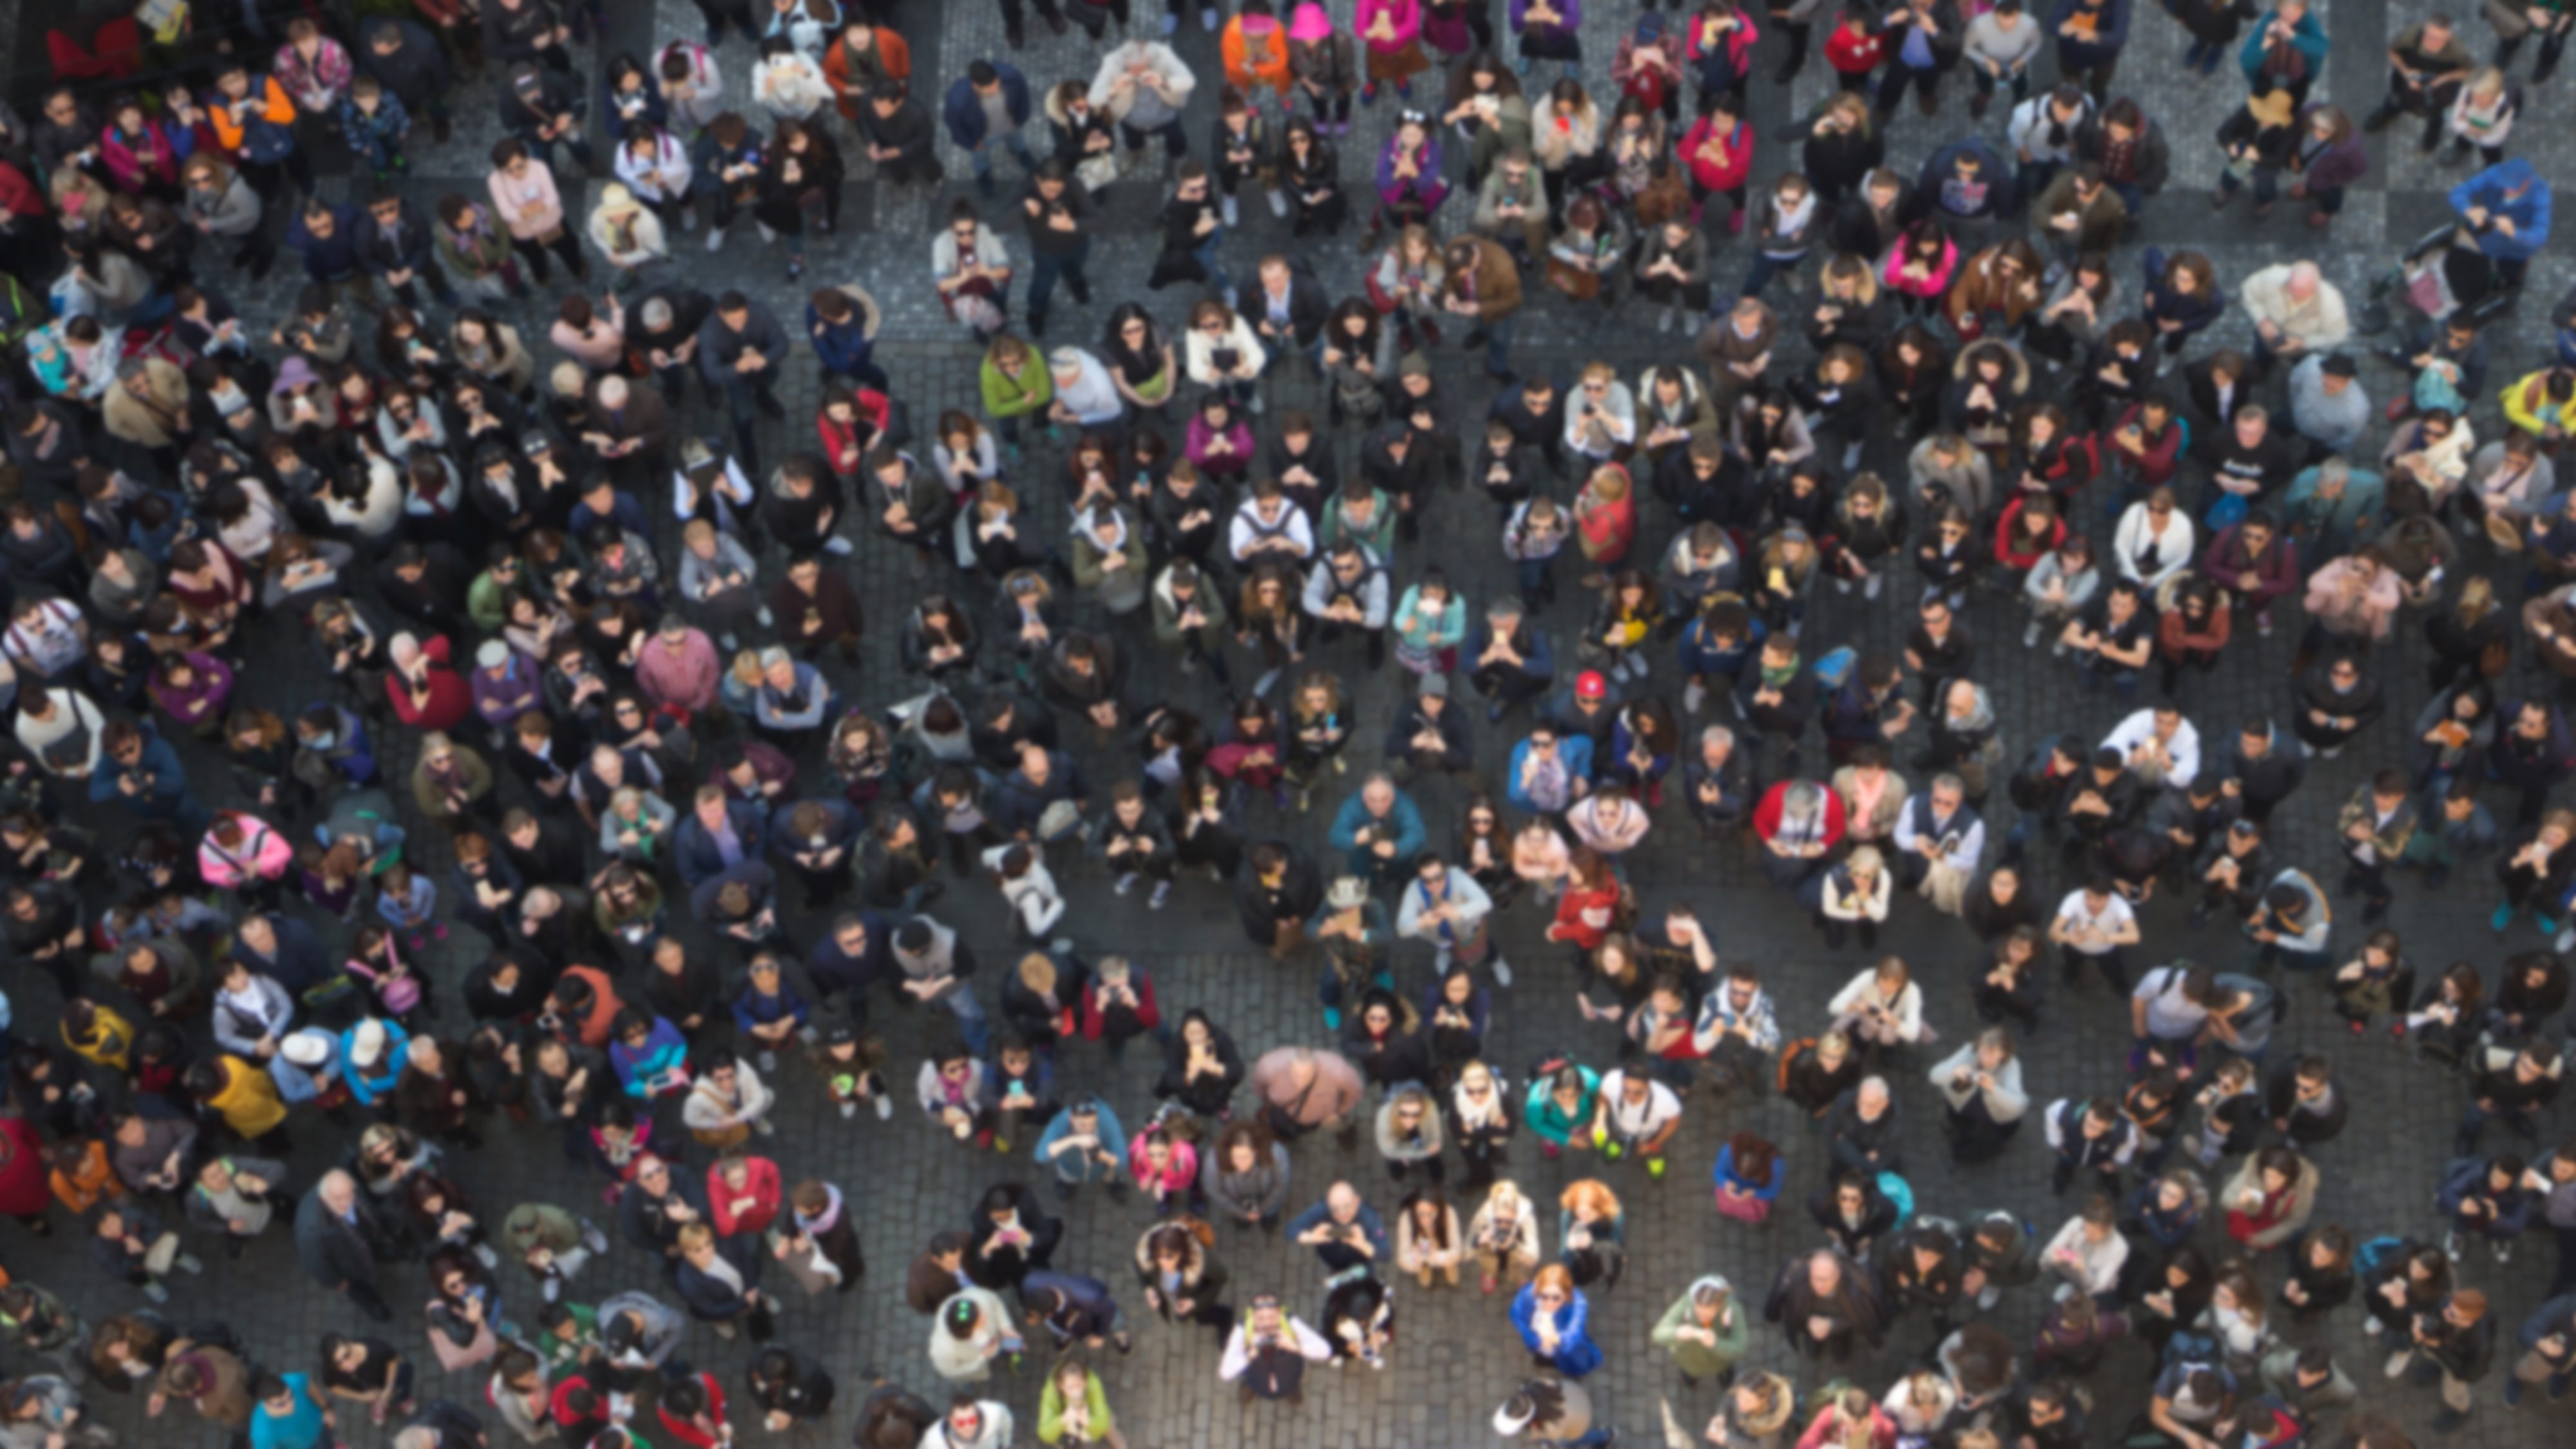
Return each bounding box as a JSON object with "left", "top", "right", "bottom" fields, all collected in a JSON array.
[
  {"left": 434, "top": 218, "right": 516, "bottom": 283},
  {"left": 1649, "top": 1278, "right": 1748, "bottom": 1378},
  {"left": 980, "top": 355, "right": 1054, "bottom": 421},
  {"left": 537, "top": 1302, "right": 601, "bottom": 1378},
  {"left": 1037, "top": 1368, "right": 1115, "bottom": 1444}
]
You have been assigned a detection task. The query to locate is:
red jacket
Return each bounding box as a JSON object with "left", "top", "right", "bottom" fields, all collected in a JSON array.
[
  {"left": 0, "top": 160, "right": 46, "bottom": 222},
  {"left": 1752, "top": 781, "right": 1848, "bottom": 851},
  {"left": 2100, "top": 405, "right": 2185, "bottom": 489},
  {"left": 707, "top": 1156, "right": 782, "bottom": 1237},
  {"left": 1993, "top": 496, "right": 2067, "bottom": 571},
  {"left": 1080, "top": 974, "right": 1162, "bottom": 1038},
  {"left": 1678, "top": 115, "right": 1754, "bottom": 194},
  {"left": 384, "top": 634, "right": 475, "bottom": 732},
  {"left": 657, "top": 1374, "right": 730, "bottom": 1448},
  {"left": 0, "top": 1115, "right": 52, "bottom": 1217},
  {"left": 1823, "top": 26, "right": 1886, "bottom": 76}
]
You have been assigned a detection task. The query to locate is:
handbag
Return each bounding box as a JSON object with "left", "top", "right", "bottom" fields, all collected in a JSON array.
[
  {"left": 2480, "top": 636, "right": 2514, "bottom": 676},
  {"left": 1546, "top": 256, "right": 1601, "bottom": 300},
  {"left": 1712, "top": 1187, "right": 1770, "bottom": 1223}
]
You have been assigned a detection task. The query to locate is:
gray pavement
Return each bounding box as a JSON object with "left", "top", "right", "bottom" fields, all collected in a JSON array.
[{"left": 5, "top": 0, "right": 2576, "bottom": 1447}]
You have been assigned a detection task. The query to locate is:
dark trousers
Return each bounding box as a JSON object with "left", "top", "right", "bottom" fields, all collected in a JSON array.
[
  {"left": 1874, "top": 63, "right": 1942, "bottom": 117},
  {"left": 511, "top": 230, "right": 589, "bottom": 285},
  {"left": 2061, "top": 944, "right": 2129, "bottom": 992},
  {"left": 1027, "top": 239, "right": 1094, "bottom": 325}
]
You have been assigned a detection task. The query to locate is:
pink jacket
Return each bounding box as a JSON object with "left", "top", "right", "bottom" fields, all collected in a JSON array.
[
  {"left": 1128, "top": 1132, "right": 1200, "bottom": 1197},
  {"left": 488, "top": 158, "right": 565, "bottom": 240},
  {"left": 1356, "top": 0, "right": 1423, "bottom": 53},
  {"left": 2302, "top": 558, "right": 2403, "bottom": 641},
  {"left": 274, "top": 39, "right": 354, "bottom": 111},
  {"left": 198, "top": 813, "right": 293, "bottom": 889}
]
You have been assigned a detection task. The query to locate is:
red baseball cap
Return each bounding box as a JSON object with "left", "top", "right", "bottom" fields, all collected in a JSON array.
[{"left": 1575, "top": 671, "right": 1608, "bottom": 700}]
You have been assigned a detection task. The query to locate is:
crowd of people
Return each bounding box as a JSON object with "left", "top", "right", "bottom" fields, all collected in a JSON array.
[{"left": 5, "top": 0, "right": 2576, "bottom": 1447}]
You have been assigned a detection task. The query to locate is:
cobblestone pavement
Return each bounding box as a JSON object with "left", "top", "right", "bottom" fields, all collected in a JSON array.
[{"left": 10, "top": 0, "right": 2576, "bottom": 1446}]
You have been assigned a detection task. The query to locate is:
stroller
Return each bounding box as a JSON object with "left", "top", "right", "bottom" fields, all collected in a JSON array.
[{"left": 2361, "top": 221, "right": 2520, "bottom": 334}]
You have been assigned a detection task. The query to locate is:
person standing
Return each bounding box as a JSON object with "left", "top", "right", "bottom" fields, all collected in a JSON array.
[
  {"left": 294, "top": 1168, "right": 401, "bottom": 1322},
  {"left": 1493, "top": 1374, "right": 1616, "bottom": 1448}
]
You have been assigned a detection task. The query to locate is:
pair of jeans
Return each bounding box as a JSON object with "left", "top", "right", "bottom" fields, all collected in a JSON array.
[
  {"left": 936, "top": 983, "right": 992, "bottom": 1056},
  {"left": 969, "top": 131, "right": 1037, "bottom": 178},
  {"left": 1027, "top": 238, "right": 1093, "bottom": 323},
  {"left": 515, "top": 127, "right": 594, "bottom": 172},
  {"left": 1473, "top": 311, "right": 1515, "bottom": 377},
  {"left": 1191, "top": 235, "right": 1237, "bottom": 301},
  {"left": 1971, "top": 64, "right": 2031, "bottom": 102},
  {"left": 1120, "top": 117, "right": 1187, "bottom": 156}
]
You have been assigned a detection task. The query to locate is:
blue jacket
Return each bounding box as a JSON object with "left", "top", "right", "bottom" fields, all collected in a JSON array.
[
  {"left": 1677, "top": 610, "right": 1766, "bottom": 681},
  {"left": 88, "top": 729, "right": 191, "bottom": 811},
  {"left": 1287, "top": 1198, "right": 1389, "bottom": 1260},
  {"left": 1713, "top": 1140, "right": 1787, "bottom": 1199},
  {"left": 284, "top": 206, "right": 364, "bottom": 283},
  {"left": 732, "top": 980, "right": 812, "bottom": 1035},
  {"left": 1034, "top": 1101, "right": 1128, "bottom": 1183},
  {"left": 341, "top": 1019, "right": 411, "bottom": 1107},
  {"left": 941, "top": 66, "right": 1032, "bottom": 150},
  {"left": 1510, "top": 1282, "right": 1604, "bottom": 1377},
  {"left": 2050, "top": 0, "right": 2130, "bottom": 69},
  {"left": 609, "top": 1016, "right": 690, "bottom": 1097},
  {"left": 673, "top": 797, "right": 770, "bottom": 889},
  {"left": 2237, "top": 8, "right": 2327, "bottom": 90},
  {"left": 2451, "top": 158, "right": 2552, "bottom": 262},
  {"left": 1506, "top": 735, "right": 1595, "bottom": 814},
  {"left": 805, "top": 299, "right": 878, "bottom": 379},
  {"left": 1327, "top": 789, "right": 1426, "bottom": 869},
  {"left": 1918, "top": 138, "right": 2014, "bottom": 221}
]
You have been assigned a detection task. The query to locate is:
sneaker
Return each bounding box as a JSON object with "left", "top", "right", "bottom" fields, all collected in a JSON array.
[
  {"left": 1267, "top": 189, "right": 1288, "bottom": 218},
  {"left": 705, "top": 227, "right": 725, "bottom": 252},
  {"left": 2496, "top": 1239, "right": 2514, "bottom": 1263},
  {"left": 176, "top": 1253, "right": 205, "bottom": 1275},
  {"left": 756, "top": 222, "right": 777, "bottom": 244},
  {"left": 758, "top": 1049, "right": 779, "bottom": 1073},
  {"left": 1115, "top": 871, "right": 1138, "bottom": 896},
  {"left": 2387, "top": 1349, "right": 2415, "bottom": 1379},
  {"left": 875, "top": 1094, "right": 895, "bottom": 1121},
  {"left": 1492, "top": 957, "right": 1513, "bottom": 987},
  {"left": 141, "top": 1281, "right": 168, "bottom": 1303},
  {"left": 2445, "top": 1231, "right": 2465, "bottom": 1262},
  {"left": 2024, "top": 621, "right": 2042, "bottom": 648},
  {"left": 1250, "top": 391, "right": 1266, "bottom": 415},
  {"left": 1683, "top": 681, "right": 1707, "bottom": 714},
  {"left": 2494, "top": 902, "right": 2517, "bottom": 932},
  {"left": 1149, "top": 880, "right": 1173, "bottom": 909},
  {"left": 840, "top": 1101, "right": 858, "bottom": 1119},
  {"left": 1864, "top": 573, "right": 1882, "bottom": 600}
]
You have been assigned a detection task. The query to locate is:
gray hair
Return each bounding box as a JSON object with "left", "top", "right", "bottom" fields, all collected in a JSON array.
[
  {"left": 1699, "top": 724, "right": 1736, "bottom": 753},
  {"left": 1931, "top": 772, "right": 1967, "bottom": 797}
]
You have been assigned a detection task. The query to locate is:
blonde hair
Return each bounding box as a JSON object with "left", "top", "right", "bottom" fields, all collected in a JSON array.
[{"left": 1017, "top": 952, "right": 1057, "bottom": 996}]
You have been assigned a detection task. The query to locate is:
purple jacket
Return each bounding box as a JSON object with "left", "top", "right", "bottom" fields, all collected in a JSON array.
[
  {"left": 1509, "top": 0, "right": 1582, "bottom": 43},
  {"left": 2294, "top": 106, "right": 2369, "bottom": 191},
  {"left": 1376, "top": 135, "right": 1449, "bottom": 213},
  {"left": 469, "top": 652, "right": 545, "bottom": 726}
]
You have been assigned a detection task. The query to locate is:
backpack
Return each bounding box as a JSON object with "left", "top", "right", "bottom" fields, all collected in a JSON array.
[
  {"left": 1776, "top": 1036, "right": 1817, "bottom": 1095},
  {"left": 1811, "top": 645, "right": 1857, "bottom": 690},
  {"left": 1877, "top": 1172, "right": 1915, "bottom": 1227},
  {"left": 2352, "top": 1235, "right": 2407, "bottom": 1278}
]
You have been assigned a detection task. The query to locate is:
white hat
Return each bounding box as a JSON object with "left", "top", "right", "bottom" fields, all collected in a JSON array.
[
  {"left": 476, "top": 639, "right": 511, "bottom": 668},
  {"left": 280, "top": 1031, "right": 331, "bottom": 1068},
  {"left": 348, "top": 1019, "right": 388, "bottom": 1068}
]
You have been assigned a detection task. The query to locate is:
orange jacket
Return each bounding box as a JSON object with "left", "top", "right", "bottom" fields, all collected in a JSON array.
[
  {"left": 47, "top": 1139, "right": 121, "bottom": 1215},
  {"left": 1223, "top": 16, "right": 1294, "bottom": 93},
  {"left": 208, "top": 77, "right": 296, "bottom": 156},
  {"left": 823, "top": 28, "right": 913, "bottom": 119}
]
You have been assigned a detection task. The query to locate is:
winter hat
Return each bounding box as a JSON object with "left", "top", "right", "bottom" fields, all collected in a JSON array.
[{"left": 1288, "top": 2, "right": 1332, "bottom": 43}]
